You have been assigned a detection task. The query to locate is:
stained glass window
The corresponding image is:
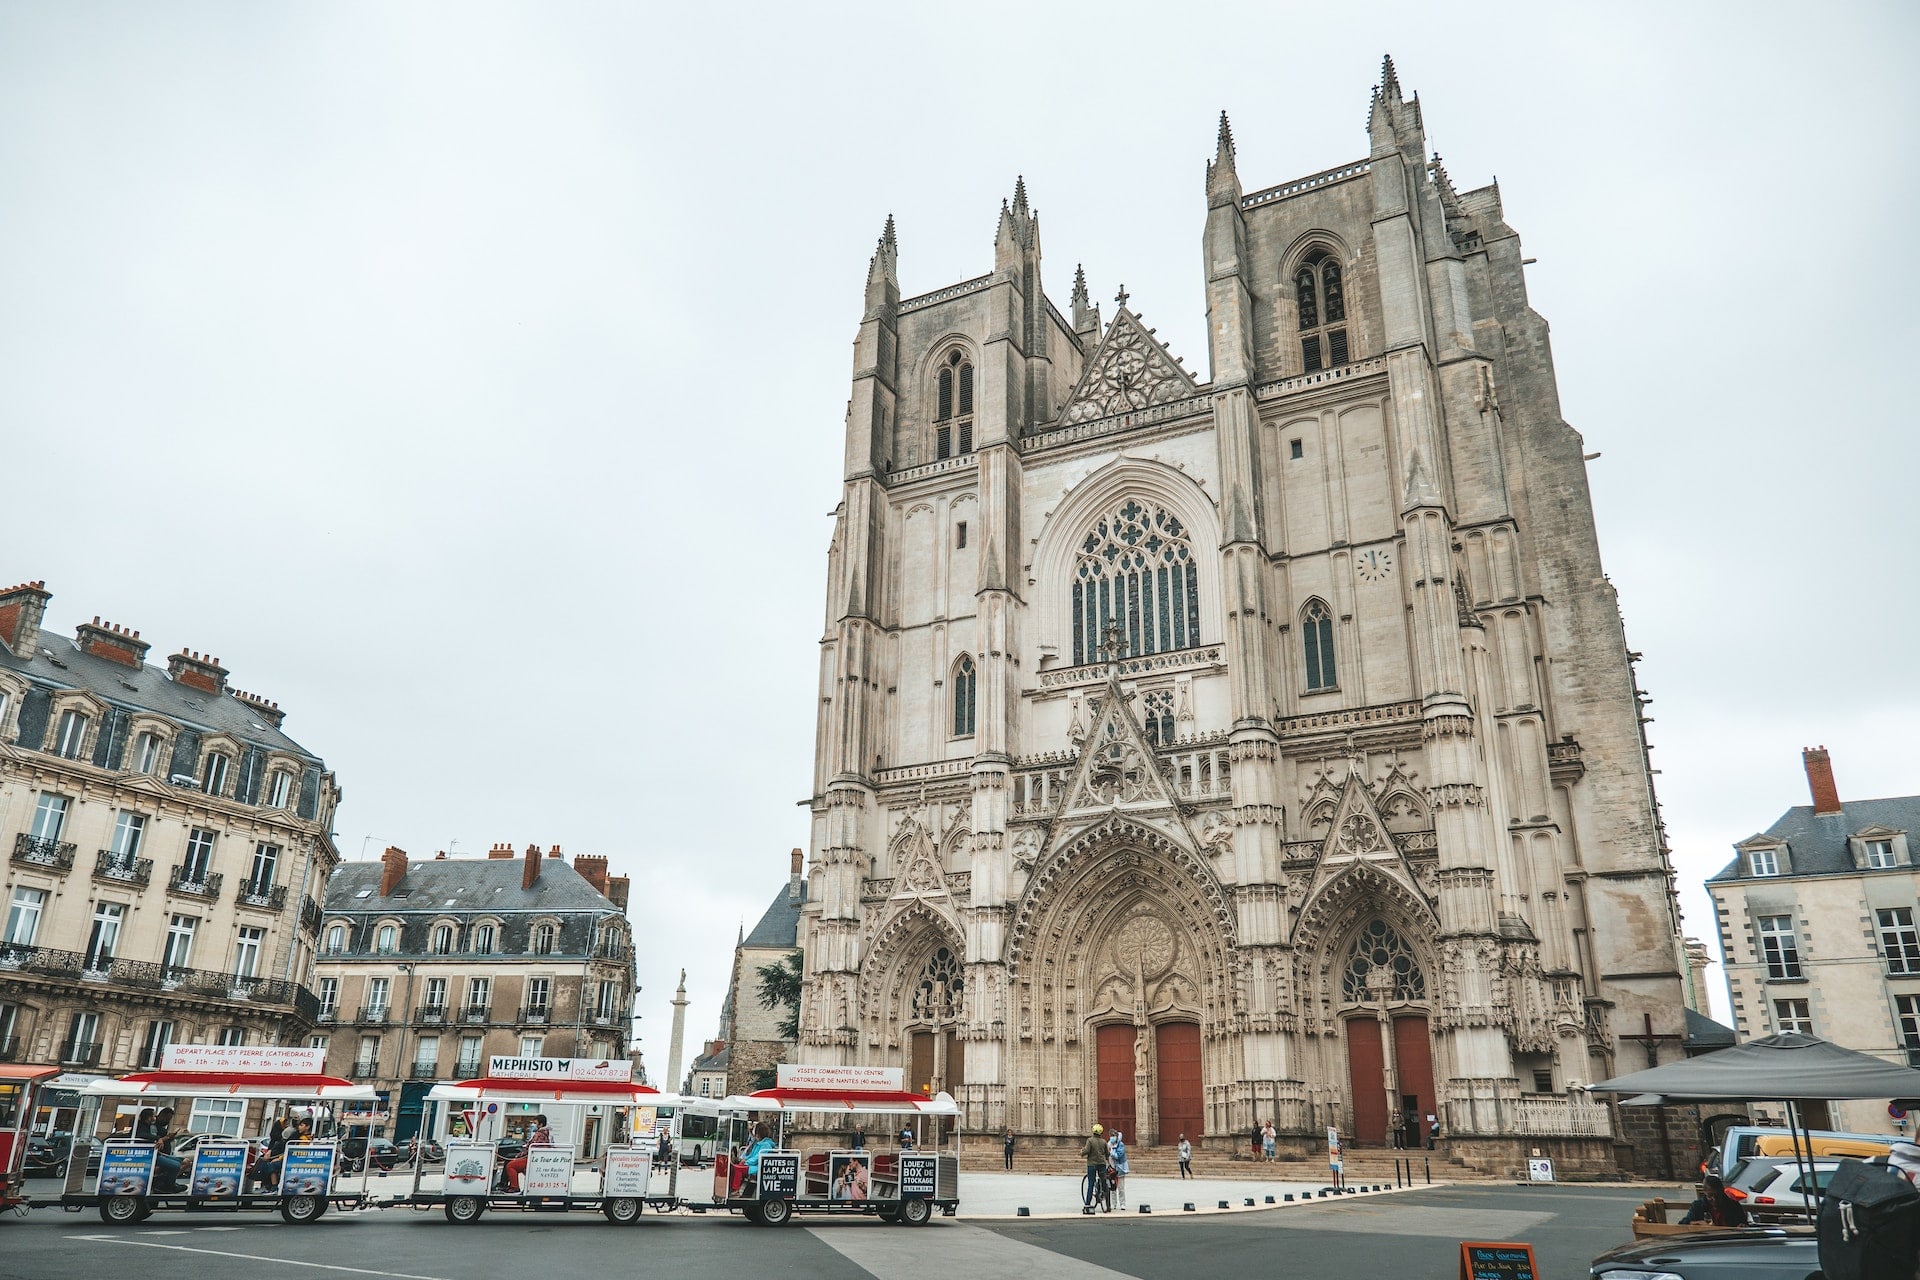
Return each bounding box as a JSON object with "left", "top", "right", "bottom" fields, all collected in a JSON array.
[
  {"left": 1071, "top": 500, "right": 1201, "bottom": 666},
  {"left": 933, "top": 349, "right": 973, "bottom": 461},
  {"left": 1303, "top": 598, "right": 1337, "bottom": 691},
  {"left": 1342, "top": 918, "right": 1425, "bottom": 1003},
  {"left": 911, "top": 946, "right": 965, "bottom": 1021},
  {"left": 952, "top": 656, "right": 976, "bottom": 737},
  {"left": 1143, "top": 689, "right": 1175, "bottom": 745},
  {"left": 1295, "top": 249, "right": 1349, "bottom": 373}
]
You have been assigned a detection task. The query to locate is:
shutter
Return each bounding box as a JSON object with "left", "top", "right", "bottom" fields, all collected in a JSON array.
[
  {"left": 15, "top": 687, "right": 51, "bottom": 750},
  {"left": 297, "top": 766, "right": 321, "bottom": 819},
  {"left": 169, "top": 729, "right": 201, "bottom": 783}
]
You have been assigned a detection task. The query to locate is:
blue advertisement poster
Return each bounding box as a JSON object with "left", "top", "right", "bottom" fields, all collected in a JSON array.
[
  {"left": 190, "top": 1142, "right": 250, "bottom": 1199},
  {"left": 99, "top": 1142, "right": 156, "bottom": 1196},
  {"left": 279, "top": 1144, "right": 335, "bottom": 1197}
]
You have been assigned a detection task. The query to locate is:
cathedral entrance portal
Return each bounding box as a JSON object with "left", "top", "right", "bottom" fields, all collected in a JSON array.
[
  {"left": 1392, "top": 1015, "right": 1435, "bottom": 1147},
  {"left": 1344, "top": 1017, "right": 1389, "bottom": 1145},
  {"left": 1096, "top": 1024, "right": 1136, "bottom": 1139},
  {"left": 1155, "top": 1022, "right": 1202, "bottom": 1145}
]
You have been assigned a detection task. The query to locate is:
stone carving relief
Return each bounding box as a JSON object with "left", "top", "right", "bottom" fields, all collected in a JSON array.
[
  {"left": 1198, "top": 810, "right": 1235, "bottom": 852},
  {"left": 1060, "top": 307, "right": 1198, "bottom": 425},
  {"left": 1010, "top": 827, "right": 1045, "bottom": 870}
]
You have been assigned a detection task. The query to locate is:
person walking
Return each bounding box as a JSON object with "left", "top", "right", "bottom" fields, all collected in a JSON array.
[
  {"left": 1002, "top": 1127, "right": 1015, "bottom": 1170},
  {"left": 1426, "top": 1113, "right": 1440, "bottom": 1150},
  {"left": 1177, "top": 1133, "right": 1193, "bottom": 1180},
  {"left": 1081, "top": 1125, "right": 1107, "bottom": 1213},
  {"left": 1261, "top": 1119, "right": 1277, "bottom": 1162},
  {"left": 1108, "top": 1129, "right": 1129, "bottom": 1210}
]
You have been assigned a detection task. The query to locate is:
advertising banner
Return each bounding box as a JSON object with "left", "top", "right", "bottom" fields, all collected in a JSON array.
[
  {"left": 898, "top": 1152, "right": 937, "bottom": 1198},
  {"left": 161, "top": 1045, "right": 326, "bottom": 1074},
  {"left": 442, "top": 1141, "right": 496, "bottom": 1195},
  {"left": 485, "top": 1055, "right": 630, "bottom": 1083},
  {"left": 1327, "top": 1126, "right": 1343, "bottom": 1173},
  {"left": 827, "top": 1152, "right": 869, "bottom": 1202},
  {"left": 601, "top": 1147, "right": 652, "bottom": 1197},
  {"left": 280, "top": 1143, "right": 336, "bottom": 1197},
  {"left": 522, "top": 1146, "right": 574, "bottom": 1197},
  {"left": 189, "top": 1141, "right": 250, "bottom": 1199},
  {"left": 757, "top": 1151, "right": 800, "bottom": 1199},
  {"left": 1525, "top": 1157, "right": 1554, "bottom": 1183},
  {"left": 774, "top": 1064, "right": 904, "bottom": 1092},
  {"left": 98, "top": 1142, "right": 156, "bottom": 1196}
]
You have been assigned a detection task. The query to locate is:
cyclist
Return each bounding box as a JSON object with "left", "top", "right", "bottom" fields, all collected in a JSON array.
[{"left": 1081, "top": 1124, "right": 1107, "bottom": 1214}]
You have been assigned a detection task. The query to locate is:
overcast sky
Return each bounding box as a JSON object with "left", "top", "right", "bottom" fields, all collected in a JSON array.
[{"left": 2, "top": 1, "right": 1913, "bottom": 1063}]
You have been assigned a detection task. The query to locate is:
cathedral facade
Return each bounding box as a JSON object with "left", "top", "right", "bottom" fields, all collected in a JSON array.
[{"left": 795, "top": 60, "right": 1688, "bottom": 1172}]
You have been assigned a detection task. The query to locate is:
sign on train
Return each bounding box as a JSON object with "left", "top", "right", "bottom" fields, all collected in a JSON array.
[
  {"left": 774, "top": 1064, "right": 905, "bottom": 1092},
  {"left": 485, "top": 1055, "right": 632, "bottom": 1082},
  {"left": 161, "top": 1045, "right": 327, "bottom": 1073}
]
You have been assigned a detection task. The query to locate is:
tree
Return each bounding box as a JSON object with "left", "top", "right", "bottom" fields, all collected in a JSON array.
[{"left": 756, "top": 951, "right": 803, "bottom": 1042}]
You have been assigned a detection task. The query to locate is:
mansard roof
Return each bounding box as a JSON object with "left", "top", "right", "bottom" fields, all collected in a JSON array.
[
  {"left": 325, "top": 857, "right": 619, "bottom": 915},
  {"left": 0, "top": 630, "right": 320, "bottom": 762},
  {"left": 742, "top": 883, "right": 804, "bottom": 949},
  {"left": 1708, "top": 793, "right": 1920, "bottom": 882}
]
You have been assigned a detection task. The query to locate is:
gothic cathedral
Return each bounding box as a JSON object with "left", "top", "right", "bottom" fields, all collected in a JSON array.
[{"left": 796, "top": 59, "right": 1688, "bottom": 1172}]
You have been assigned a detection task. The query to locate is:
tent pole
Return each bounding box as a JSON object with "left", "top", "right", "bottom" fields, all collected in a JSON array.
[{"left": 1786, "top": 1099, "right": 1815, "bottom": 1223}]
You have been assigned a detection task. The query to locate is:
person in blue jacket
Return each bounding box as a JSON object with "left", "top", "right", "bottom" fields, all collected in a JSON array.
[
  {"left": 743, "top": 1121, "right": 775, "bottom": 1187},
  {"left": 1107, "top": 1129, "right": 1130, "bottom": 1210}
]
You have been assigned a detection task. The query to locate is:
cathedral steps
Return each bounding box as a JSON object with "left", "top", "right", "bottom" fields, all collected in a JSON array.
[{"left": 966, "top": 1142, "right": 1497, "bottom": 1182}]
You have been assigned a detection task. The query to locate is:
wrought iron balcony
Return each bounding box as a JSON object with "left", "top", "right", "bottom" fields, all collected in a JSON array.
[
  {"left": 167, "top": 864, "right": 223, "bottom": 899},
  {"left": 316, "top": 1006, "right": 338, "bottom": 1024},
  {"left": 236, "top": 879, "right": 288, "bottom": 911},
  {"left": 350, "top": 1061, "right": 379, "bottom": 1080},
  {"left": 408, "top": 1063, "right": 439, "bottom": 1079},
  {"left": 517, "top": 1006, "right": 552, "bottom": 1025},
  {"left": 356, "top": 1006, "right": 389, "bottom": 1025},
  {"left": 12, "top": 833, "right": 76, "bottom": 872},
  {"left": 462, "top": 1007, "right": 492, "bottom": 1025},
  {"left": 592, "top": 941, "right": 628, "bottom": 959},
  {"left": 94, "top": 851, "right": 154, "bottom": 887},
  {"left": 0, "top": 942, "right": 318, "bottom": 1020},
  {"left": 591, "top": 1014, "right": 617, "bottom": 1027},
  {"left": 300, "top": 897, "right": 323, "bottom": 935},
  {"left": 61, "top": 1042, "right": 102, "bottom": 1067},
  {"left": 454, "top": 1059, "right": 483, "bottom": 1078},
  {"left": 134, "top": 1046, "right": 169, "bottom": 1070},
  {"left": 415, "top": 1005, "right": 448, "bottom": 1026}
]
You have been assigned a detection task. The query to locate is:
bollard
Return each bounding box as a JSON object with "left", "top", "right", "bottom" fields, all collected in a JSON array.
[
  {"left": 1218, "top": 1200, "right": 1230, "bottom": 1209},
  {"left": 1281, "top": 1193, "right": 1291, "bottom": 1202},
  {"left": 1244, "top": 1198, "right": 1255, "bottom": 1207},
  {"left": 1140, "top": 1204, "right": 1151, "bottom": 1214},
  {"left": 1425, "top": 1157, "right": 1431, "bottom": 1185},
  {"left": 1183, "top": 1202, "right": 1195, "bottom": 1212},
  {"left": 1016, "top": 1207, "right": 1029, "bottom": 1217}
]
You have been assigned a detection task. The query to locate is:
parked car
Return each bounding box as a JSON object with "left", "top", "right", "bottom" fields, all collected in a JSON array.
[
  {"left": 1724, "top": 1156, "right": 1840, "bottom": 1222},
  {"left": 339, "top": 1135, "right": 403, "bottom": 1173},
  {"left": 404, "top": 1137, "right": 444, "bottom": 1164},
  {"left": 1590, "top": 1227, "right": 1821, "bottom": 1279},
  {"left": 1706, "top": 1124, "right": 1889, "bottom": 1181},
  {"left": 24, "top": 1131, "right": 73, "bottom": 1177}
]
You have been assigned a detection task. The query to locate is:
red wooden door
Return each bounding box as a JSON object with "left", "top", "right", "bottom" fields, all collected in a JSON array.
[
  {"left": 1392, "top": 1014, "right": 1435, "bottom": 1143},
  {"left": 1155, "top": 1022, "right": 1203, "bottom": 1146},
  {"left": 1095, "top": 1025, "right": 1136, "bottom": 1140},
  {"left": 1344, "top": 1017, "right": 1388, "bottom": 1145}
]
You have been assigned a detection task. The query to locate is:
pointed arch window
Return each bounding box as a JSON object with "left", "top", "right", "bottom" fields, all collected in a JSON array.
[
  {"left": 910, "top": 945, "right": 964, "bottom": 1022},
  {"left": 934, "top": 350, "right": 974, "bottom": 460},
  {"left": 951, "top": 655, "right": 976, "bottom": 738},
  {"left": 1302, "top": 598, "right": 1337, "bottom": 691},
  {"left": 1294, "top": 248, "right": 1348, "bottom": 372},
  {"left": 1342, "top": 918, "right": 1425, "bottom": 1003},
  {"left": 1071, "top": 499, "right": 1201, "bottom": 666}
]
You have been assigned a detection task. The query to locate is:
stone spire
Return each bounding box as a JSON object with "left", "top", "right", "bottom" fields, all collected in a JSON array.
[
  {"left": 1207, "top": 109, "right": 1241, "bottom": 204},
  {"left": 866, "top": 213, "right": 898, "bottom": 290},
  {"left": 1070, "top": 263, "right": 1100, "bottom": 336}
]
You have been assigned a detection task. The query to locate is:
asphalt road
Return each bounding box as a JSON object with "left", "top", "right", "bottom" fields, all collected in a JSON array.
[{"left": 0, "top": 1184, "right": 1658, "bottom": 1280}]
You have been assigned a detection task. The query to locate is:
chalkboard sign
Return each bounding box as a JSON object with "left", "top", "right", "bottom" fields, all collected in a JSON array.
[
  {"left": 1459, "top": 1241, "right": 1538, "bottom": 1280},
  {"left": 758, "top": 1151, "right": 800, "bottom": 1199},
  {"left": 899, "top": 1153, "right": 938, "bottom": 1198}
]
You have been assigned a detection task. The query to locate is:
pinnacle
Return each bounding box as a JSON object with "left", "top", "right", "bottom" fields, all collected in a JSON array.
[
  {"left": 1013, "top": 174, "right": 1028, "bottom": 214},
  {"left": 1071, "top": 263, "right": 1089, "bottom": 307},
  {"left": 1216, "top": 109, "right": 1235, "bottom": 159},
  {"left": 881, "top": 213, "right": 897, "bottom": 254},
  {"left": 1379, "top": 53, "right": 1401, "bottom": 101}
]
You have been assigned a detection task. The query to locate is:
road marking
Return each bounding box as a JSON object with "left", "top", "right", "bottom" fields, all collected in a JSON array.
[
  {"left": 809, "top": 1223, "right": 1135, "bottom": 1279},
  {"left": 196, "top": 1225, "right": 246, "bottom": 1230},
  {"left": 1262, "top": 1204, "right": 1554, "bottom": 1238},
  {"left": 139, "top": 1229, "right": 190, "bottom": 1235},
  {"left": 63, "top": 1235, "right": 450, "bottom": 1279}
]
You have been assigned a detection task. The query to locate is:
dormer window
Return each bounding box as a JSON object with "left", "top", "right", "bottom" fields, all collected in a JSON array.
[
  {"left": 1748, "top": 847, "right": 1779, "bottom": 877},
  {"left": 473, "top": 923, "right": 495, "bottom": 954},
  {"left": 53, "top": 709, "right": 89, "bottom": 759},
  {"left": 934, "top": 350, "right": 974, "bottom": 460},
  {"left": 201, "top": 751, "right": 231, "bottom": 796},
  {"left": 266, "top": 771, "right": 294, "bottom": 809},
  {"left": 1294, "top": 248, "right": 1348, "bottom": 372},
  {"left": 431, "top": 924, "right": 454, "bottom": 955},
  {"left": 533, "top": 923, "right": 556, "bottom": 955},
  {"left": 133, "top": 731, "right": 164, "bottom": 774},
  {"left": 1867, "top": 839, "right": 1896, "bottom": 869},
  {"left": 376, "top": 924, "right": 397, "bottom": 954}
]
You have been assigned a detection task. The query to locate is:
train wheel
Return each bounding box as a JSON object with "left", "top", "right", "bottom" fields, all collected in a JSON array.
[
  {"left": 900, "top": 1198, "right": 932, "bottom": 1226},
  {"left": 443, "top": 1196, "right": 486, "bottom": 1225},
  {"left": 99, "top": 1195, "right": 143, "bottom": 1225},
  {"left": 757, "top": 1197, "right": 793, "bottom": 1227},
  {"left": 742, "top": 1202, "right": 764, "bottom": 1225},
  {"left": 877, "top": 1205, "right": 901, "bottom": 1223},
  {"left": 603, "top": 1197, "right": 642, "bottom": 1225},
  {"left": 279, "top": 1195, "right": 323, "bottom": 1225}
]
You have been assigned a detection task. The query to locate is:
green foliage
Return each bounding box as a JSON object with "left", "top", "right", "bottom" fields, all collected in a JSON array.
[{"left": 756, "top": 951, "right": 803, "bottom": 1042}]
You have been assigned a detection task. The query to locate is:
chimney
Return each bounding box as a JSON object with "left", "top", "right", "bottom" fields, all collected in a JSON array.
[
  {"left": 788, "top": 847, "right": 804, "bottom": 902},
  {"left": 572, "top": 854, "right": 610, "bottom": 896},
  {"left": 230, "top": 688, "right": 286, "bottom": 729},
  {"left": 167, "top": 648, "right": 229, "bottom": 695},
  {"left": 487, "top": 842, "right": 515, "bottom": 860},
  {"left": 547, "top": 844, "right": 562, "bottom": 859},
  {"left": 379, "top": 846, "right": 408, "bottom": 896},
  {"left": 1803, "top": 746, "right": 1843, "bottom": 815},
  {"left": 605, "top": 875, "right": 629, "bottom": 911},
  {"left": 76, "top": 617, "right": 151, "bottom": 669},
  {"left": 522, "top": 843, "right": 541, "bottom": 890},
  {"left": 0, "top": 581, "right": 50, "bottom": 659}
]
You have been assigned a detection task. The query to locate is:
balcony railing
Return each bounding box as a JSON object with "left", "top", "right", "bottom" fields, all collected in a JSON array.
[
  {"left": 94, "top": 851, "right": 154, "bottom": 887},
  {"left": 350, "top": 1061, "right": 379, "bottom": 1080},
  {"left": 167, "top": 864, "right": 223, "bottom": 900},
  {"left": 235, "top": 879, "right": 288, "bottom": 912},
  {"left": 518, "top": 1006, "right": 551, "bottom": 1025},
  {"left": 316, "top": 1006, "right": 338, "bottom": 1024},
  {"left": 592, "top": 942, "right": 628, "bottom": 959},
  {"left": 134, "top": 1047, "right": 168, "bottom": 1070},
  {"left": 408, "top": 1063, "right": 439, "bottom": 1079},
  {"left": 12, "top": 833, "right": 76, "bottom": 873},
  {"left": 61, "top": 1042, "right": 103, "bottom": 1067},
  {"left": 300, "top": 897, "right": 323, "bottom": 936},
  {"left": 462, "top": 1007, "right": 492, "bottom": 1025},
  {"left": 1905, "top": 1046, "right": 1920, "bottom": 1069},
  {"left": 454, "top": 1059, "right": 483, "bottom": 1078},
  {"left": 0, "top": 942, "right": 318, "bottom": 1019},
  {"left": 356, "top": 1006, "right": 389, "bottom": 1025},
  {"left": 415, "top": 1006, "right": 448, "bottom": 1026}
]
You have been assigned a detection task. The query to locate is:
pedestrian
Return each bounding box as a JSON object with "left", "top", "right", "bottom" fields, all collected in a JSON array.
[
  {"left": 1390, "top": 1114, "right": 1404, "bottom": 1149},
  {"left": 1108, "top": 1129, "right": 1129, "bottom": 1210},
  {"left": 899, "top": 1126, "right": 915, "bottom": 1150},
  {"left": 1178, "top": 1133, "right": 1193, "bottom": 1180},
  {"left": 1426, "top": 1113, "right": 1439, "bottom": 1150},
  {"left": 1249, "top": 1121, "right": 1261, "bottom": 1159},
  {"left": 1002, "top": 1127, "right": 1015, "bottom": 1170},
  {"left": 1081, "top": 1124, "right": 1107, "bottom": 1213},
  {"left": 1261, "top": 1119, "right": 1276, "bottom": 1162},
  {"left": 849, "top": 1126, "right": 866, "bottom": 1150}
]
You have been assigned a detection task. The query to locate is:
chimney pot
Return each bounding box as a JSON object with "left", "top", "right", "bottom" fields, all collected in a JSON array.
[
  {"left": 1803, "top": 746, "right": 1843, "bottom": 816},
  {"left": 76, "top": 617, "right": 153, "bottom": 669},
  {"left": 379, "top": 846, "right": 409, "bottom": 896}
]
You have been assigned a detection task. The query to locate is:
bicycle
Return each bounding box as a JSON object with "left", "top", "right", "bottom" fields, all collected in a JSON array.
[{"left": 1082, "top": 1164, "right": 1115, "bottom": 1214}]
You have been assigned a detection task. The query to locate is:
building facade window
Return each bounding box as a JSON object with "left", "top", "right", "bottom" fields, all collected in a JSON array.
[
  {"left": 325, "top": 924, "right": 346, "bottom": 955},
  {"left": 533, "top": 924, "right": 555, "bottom": 956},
  {"left": 357, "top": 1035, "right": 380, "bottom": 1072},
  {"left": 1748, "top": 847, "right": 1780, "bottom": 877},
  {"left": 933, "top": 349, "right": 974, "bottom": 460},
  {"left": 1900, "top": 996, "right": 1920, "bottom": 1059},
  {"left": 139, "top": 1019, "right": 174, "bottom": 1069},
  {"left": 182, "top": 829, "right": 217, "bottom": 882},
  {"left": 519, "top": 1034, "right": 543, "bottom": 1057},
  {"left": 163, "top": 915, "right": 196, "bottom": 970},
  {"left": 109, "top": 811, "right": 146, "bottom": 861},
  {"left": 309, "top": 1034, "right": 329, "bottom": 1052},
  {"left": 473, "top": 924, "right": 495, "bottom": 954},
  {"left": 1070, "top": 499, "right": 1201, "bottom": 666},
  {"left": 133, "top": 731, "right": 164, "bottom": 774},
  {"left": 526, "top": 977, "right": 551, "bottom": 1014},
  {"left": 30, "top": 793, "right": 68, "bottom": 841},
  {"left": 1293, "top": 247, "right": 1349, "bottom": 372},
  {"left": 0, "top": 1003, "right": 21, "bottom": 1056},
  {"left": 64, "top": 1011, "right": 100, "bottom": 1065},
  {"left": 951, "top": 656, "right": 976, "bottom": 738},
  {"left": 1773, "top": 998, "right": 1812, "bottom": 1034},
  {"left": 266, "top": 771, "right": 294, "bottom": 809},
  {"left": 423, "top": 977, "right": 448, "bottom": 1013},
  {"left": 318, "top": 977, "right": 340, "bottom": 1016},
  {"left": 1142, "top": 688, "right": 1175, "bottom": 746},
  {"left": 189, "top": 1096, "right": 247, "bottom": 1135},
  {"left": 467, "top": 977, "right": 491, "bottom": 1016},
  {"left": 53, "top": 709, "right": 89, "bottom": 759},
  {"left": 431, "top": 924, "right": 454, "bottom": 955},
  {"left": 1758, "top": 914, "right": 1802, "bottom": 980},
  {"left": 1880, "top": 908, "right": 1920, "bottom": 975},
  {"left": 376, "top": 925, "right": 396, "bottom": 954},
  {"left": 5, "top": 887, "right": 46, "bottom": 946},
  {"left": 233, "top": 926, "right": 265, "bottom": 978},
  {"left": 85, "top": 902, "right": 124, "bottom": 968},
  {"left": 1302, "top": 598, "right": 1337, "bottom": 691},
  {"left": 414, "top": 1034, "right": 439, "bottom": 1072},
  {"left": 201, "top": 752, "right": 230, "bottom": 796},
  {"left": 367, "top": 977, "right": 390, "bottom": 1018},
  {"left": 1867, "top": 839, "right": 1898, "bottom": 869},
  {"left": 457, "top": 1035, "right": 483, "bottom": 1075},
  {"left": 249, "top": 843, "right": 279, "bottom": 889}
]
